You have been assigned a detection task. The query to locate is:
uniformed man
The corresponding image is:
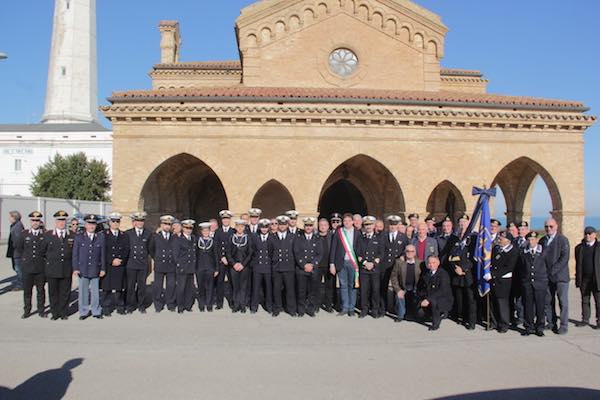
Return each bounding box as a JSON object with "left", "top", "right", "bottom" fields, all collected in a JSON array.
[
  {"left": 516, "top": 221, "right": 530, "bottom": 249},
  {"left": 250, "top": 218, "right": 273, "bottom": 314},
  {"left": 196, "top": 222, "right": 219, "bottom": 312},
  {"left": 227, "top": 219, "right": 253, "bottom": 313},
  {"left": 271, "top": 215, "right": 297, "bottom": 317},
  {"left": 408, "top": 213, "right": 420, "bottom": 232},
  {"left": 173, "top": 220, "right": 197, "bottom": 313},
  {"left": 172, "top": 219, "right": 182, "bottom": 237},
  {"left": 510, "top": 222, "right": 526, "bottom": 327},
  {"left": 293, "top": 217, "right": 323, "bottom": 317},
  {"left": 357, "top": 216, "right": 383, "bottom": 318},
  {"left": 269, "top": 218, "right": 278, "bottom": 234},
  {"left": 318, "top": 218, "right": 335, "bottom": 312},
  {"left": 69, "top": 217, "right": 80, "bottom": 235},
  {"left": 72, "top": 214, "right": 106, "bottom": 320},
  {"left": 149, "top": 215, "right": 177, "bottom": 313},
  {"left": 41, "top": 211, "right": 75, "bottom": 320},
  {"left": 490, "top": 219, "right": 502, "bottom": 249},
  {"left": 330, "top": 213, "right": 342, "bottom": 233},
  {"left": 286, "top": 210, "right": 303, "bottom": 236},
  {"left": 507, "top": 222, "right": 519, "bottom": 239},
  {"left": 375, "top": 219, "right": 385, "bottom": 235},
  {"left": 448, "top": 245, "right": 476, "bottom": 330},
  {"left": 519, "top": 231, "right": 548, "bottom": 336},
  {"left": 437, "top": 216, "right": 459, "bottom": 271},
  {"left": 15, "top": 211, "right": 47, "bottom": 318},
  {"left": 417, "top": 256, "right": 453, "bottom": 331},
  {"left": 246, "top": 208, "right": 262, "bottom": 234},
  {"left": 380, "top": 215, "right": 408, "bottom": 317},
  {"left": 456, "top": 214, "right": 470, "bottom": 241},
  {"left": 485, "top": 230, "right": 519, "bottom": 333},
  {"left": 102, "top": 212, "right": 129, "bottom": 316},
  {"left": 125, "top": 211, "right": 152, "bottom": 314},
  {"left": 214, "top": 210, "right": 234, "bottom": 310},
  {"left": 425, "top": 217, "right": 438, "bottom": 238},
  {"left": 209, "top": 219, "right": 218, "bottom": 238}
]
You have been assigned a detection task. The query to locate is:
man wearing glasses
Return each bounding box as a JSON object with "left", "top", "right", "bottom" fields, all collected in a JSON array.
[
  {"left": 540, "top": 218, "right": 570, "bottom": 334},
  {"left": 574, "top": 226, "right": 600, "bottom": 329}
]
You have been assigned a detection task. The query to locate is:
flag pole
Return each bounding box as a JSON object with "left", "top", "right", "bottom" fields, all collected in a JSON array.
[{"left": 486, "top": 292, "right": 491, "bottom": 331}]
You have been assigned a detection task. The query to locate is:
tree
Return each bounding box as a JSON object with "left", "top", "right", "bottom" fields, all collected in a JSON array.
[{"left": 30, "top": 152, "right": 111, "bottom": 201}]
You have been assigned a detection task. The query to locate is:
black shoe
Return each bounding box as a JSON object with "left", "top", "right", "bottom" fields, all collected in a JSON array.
[
  {"left": 250, "top": 309, "right": 257, "bottom": 314},
  {"left": 557, "top": 327, "right": 568, "bottom": 335},
  {"left": 535, "top": 330, "right": 545, "bottom": 337},
  {"left": 139, "top": 308, "right": 146, "bottom": 314},
  {"left": 240, "top": 308, "right": 246, "bottom": 314},
  {"left": 575, "top": 320, "right": 589, "bottom": 327},
  {"left": 297, "top": 312, "right": 304, "bottom": 317},
  {"left": 348, "top": 311, "right": 355, "bottom": 317},
  {"left": 544, "top": 323, "right": 555, "bottom": 331},
  {"left": 207, "top": 307, "right": 213, "bottom": 312},
  {"left": 290, "top": 312, "right": 298, "bottom": 317},
  {"left": 61, "top": 316, "right": 68, "bottom": 320},
  {"left": 521, "top": 330, "right": 533, "bottom": 337},
  {"left": 466, "top": 324, "right": 475, "bottom": 331},
  {"left": 337, "top": 311, "right": 346, "bottom": 317},
  {"left": 307, "top": 310, "right": 316, "bottom": 317},
  {"left": 39, "top": 312, "right": 47, "bottom": 318},
  {"left": 325, "top": 306, "right": 333, "bottom": 313},
  {"left": 93, "top": 315, "right": 103, "bottom": 319},
  {"left": 105, "top": 312, "right": 112, "bottom": 317},
  {"left": 51, "top": 315, "right": 59, "bottom": 321},
  {"left": 79, "top": 314, "right": 90, "bottom": 321},
  {"left": 216, "top": 305, "right": 223, "bottom": 310},
  {"left": 232, "top": 307, "right": 239, "bottom": 313},
  {"left": 272, "top": 311, "right": 279, "bottom": 317},
  {"left": 429, "top": 325, "right": 440, "bottom": 331},
  {"left": 117, "top": 309, "right": 126, "bottom": 315},
  {"left": 177, "top": 310, "right": 184, "bottom": 314},
  {"left": 155, "top": 309, "right": 162, "bottom": 314},
  {"left": 498, "top": 327, "right": 508, "bottom": 334},
  {"left": 593, "top": 324, "right": 600, "bottom": 330},
  {"left": 21, "top": 312, "right": 31, "bottom": 319},
  {"left": 358, "top": 313, "right": 367, "bottom": 319}
]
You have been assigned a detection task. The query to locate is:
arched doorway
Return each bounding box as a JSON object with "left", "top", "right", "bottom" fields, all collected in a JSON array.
[
  {"left": 426, "top": 180, "right": 466, "bottom": 223},
  {"left": 251, "top": 179, "right": 295, "bottom": 218},
  {"left": 491, "top": 156, "right": 562, "bottom": 227},
  {"left": 140, "top": 153, "right": 228, "bottom": 225},
  {"left": 318, "top": 154, "right": 405, "bottom": 218}
]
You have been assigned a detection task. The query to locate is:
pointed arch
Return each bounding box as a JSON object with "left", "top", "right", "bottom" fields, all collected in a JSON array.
[
  {"left": 426, "top": 180, "right": 466, "bottom": 223},
  {"left": 252, "top": 179, "right": 296, "bottom": 219}
]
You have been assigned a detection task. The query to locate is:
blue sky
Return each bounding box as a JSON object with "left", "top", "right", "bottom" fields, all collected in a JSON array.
[{"left": 0, "top": 0, "right": 598, "bottom": 215}]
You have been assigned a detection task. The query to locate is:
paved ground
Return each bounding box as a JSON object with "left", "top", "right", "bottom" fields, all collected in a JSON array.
[{"left": 0, "top": 244, "right": 599, "bottom": 400}]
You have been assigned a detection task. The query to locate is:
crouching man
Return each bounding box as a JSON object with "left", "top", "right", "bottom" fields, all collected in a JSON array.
[{"left": 417, "top": 256, "right": 453, "bottom": 331}]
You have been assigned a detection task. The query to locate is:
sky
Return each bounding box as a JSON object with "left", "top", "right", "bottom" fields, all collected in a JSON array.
[{"left": 0, "top": 0, "right": 598, "bottom": 216}]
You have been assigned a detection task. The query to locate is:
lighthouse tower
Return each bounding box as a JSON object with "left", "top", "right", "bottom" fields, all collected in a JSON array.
[{"left": 42, "top": 0, "right": 98, "bottom": 124}]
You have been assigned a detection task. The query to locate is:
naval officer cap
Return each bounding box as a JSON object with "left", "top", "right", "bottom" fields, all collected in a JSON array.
[
  {"left": 258, "top": 218, "right": 271, "bottom": 228},
  {"left": 490, "top": 219, "right": 502, "bottom": 227},
  {"left": 330, "top": 213, "right": 342, "bottom": 222},
  {"left": 518, "top": 221, "right": 529, "bottom": 228},
  {"left": 302, "top": 217, "right": 316, "bottom": 226},
  {"left": 160, "top": 215, "right": 175, "bottom": 224},
  {"left": 285, "top": 210, "right": 299, "bottom": 219},
  {"left": 131, "top": 211, "right": 147, "bottom": 221},
  {"left": 459, "top": 213, "right": 470, "bottom": 221},
  {"left": 248, "top": 208, "right": 262, "bottom": 217},
  {"left": 443, "top": 216, "right": 453, "bottom": 223},
  {"left": 425, "top": 216, "right": 436, "bottom": 223},
  {"left": 219, "top": 210, "right": 233, "bottom": 219},
  {"left": 276, "top": 215, "right": 290, "bottom": 225},
  {"left": 53, "top": 210, "right": 69, "bottom": 220},
  {"left": 386, "top": 215, "right": 402, "bottom": 225},
  {"left": 84, "top": 214, "right": 99, "bottom": 224},
  {"left": 507, "top": 222, "right": 517, "bottom": 229},
  {"left": 181, "top": 219, "right": 196, "bottom": 229},
  {"left": 498, "top": 230, "right": 514, "bottom": 241},
  {"left": 199, "top": 222, "right": 211, "bottom": 230},
  {"left": 108, "top": 212, "right": 122, "bottom": 222},
  {"left": 525, "top": 231, "right": 539, "bottom": 239},
  {"left": 29, "top": 211, "right": 43, "bottom": 221},
  {"left": 408, "top": 213, "right": 419, "bottom": 220},
  {"left": 362, "top": 216, "right": 376, "bottom": 225},
  {"left": 234, "top": 219, "right": 247, "bottom": 226}
]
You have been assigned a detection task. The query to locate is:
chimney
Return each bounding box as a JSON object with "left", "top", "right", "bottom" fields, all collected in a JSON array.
[{"left": 159, "top": 20, "right": 180, "bottom": 64}]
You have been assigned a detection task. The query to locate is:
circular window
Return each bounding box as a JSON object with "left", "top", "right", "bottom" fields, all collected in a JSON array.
[{"left": 328, "top": 48, "right": 358, "bottom": 78}]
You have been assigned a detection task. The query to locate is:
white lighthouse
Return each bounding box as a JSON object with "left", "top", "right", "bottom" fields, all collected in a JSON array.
[{"left": 42, "top": 0, "right": 98, "bottom": 124}]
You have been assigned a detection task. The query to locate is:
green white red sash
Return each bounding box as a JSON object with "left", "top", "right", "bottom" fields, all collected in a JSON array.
[{"left": 338, "top": 228, "right": 360, "bottom": 288}]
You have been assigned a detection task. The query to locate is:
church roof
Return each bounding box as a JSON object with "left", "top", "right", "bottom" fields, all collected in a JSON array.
[
  {"left": 108, "top": 87, "right": 589, "bottom": 112},
  {"left": 0, "top": 122, "right": 110, "bottom": 132}
]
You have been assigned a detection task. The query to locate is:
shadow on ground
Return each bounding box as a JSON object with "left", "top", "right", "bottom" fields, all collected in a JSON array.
[{"left": 433, "top": 387, "right": 600, "bottom": 400}]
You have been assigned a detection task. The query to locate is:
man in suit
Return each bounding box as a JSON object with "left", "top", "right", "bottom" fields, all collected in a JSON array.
[
  {"left": 574, "top": 226, "right": 600, "bottom": 329},
  {"left": 294, "top": 217, "right": 323, "bottom": 317},
  {"left": 286, "top": 210, "right": 304, "bottom": 236},
  {"left": 449, "top": 245, "right": 476, "bottom": 330},
  {"left": 516, "top": 221, "right": 531, "bottom": 249},
  {"left": 417, "top": 256, "right": 453, "bottom": 331},
  {"left": 102, "top": 212, "right": 129, "bottom": 316},
  {"left": 72, "top": 214, "right": 106, "bottom": 320},
  {"left": 149, "top": 215, "right": 177, "bottom": 313},
  {"left": 271, "top": 215, "right": 297, "bottom": 317},
  {"left": 357, "top": 216, "right": 384, "bottom": 318},
  {"left": 125, "top": 211, "right": 152, "bottom": 314},
  {"left": 380, "top": 215, "right": 408, "bottom": 317},
  {"left": 412, "top": 222, "right": 439, "bottom": 262},
  {"left": 214, "top": 210, "right": 234, "bottom": 310},
  {"left": 6, "top": 210, "right": 24, "bottom": 291},
  {"left": 436, "top": 216, "right": 459, "bottom": 274},
  {"left": 41, "top": 211, "right": 75, "bottom": 320},
  {"left": 246, "top": 208, "right": 262, "bottom": 235},
  {"left": 519, "top": 231, "right": 548, "bottom": 337},
  {"left": 173, "top": 220, "right": 197, "bottom": 313},
  {"left": 196, "top": 222, "right": 219, "bottom": 312},
  {"left": 15, "top": 211, "right": 47, "bottom": 318},
  {"left": 390, "top": 245, "right": 422, "bottom": 322},
  {"left": 541, "top": 218, "right": 571, "bottom": 334},
  {"left": 317, "top": 218, "right": 335, "bottom": 312},
  {"left": 425, "top": 217, "right": 438, "bottom": 238},
  {"left": 329, "top": 213, "right": 361, "bottom": 317},
  {"left": 250, "top": 219, "right": 273, "bottom": 314}
]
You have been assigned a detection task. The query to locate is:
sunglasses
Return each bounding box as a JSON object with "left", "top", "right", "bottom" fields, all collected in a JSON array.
[
  {"left": 406, "top": 250, "right": 416, "bottom": 253},
  {"left": 544, "top": 225, "right": 556, "bottom": 228}
]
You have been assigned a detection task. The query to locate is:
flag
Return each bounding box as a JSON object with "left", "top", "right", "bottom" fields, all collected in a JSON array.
[{"left": 469, "top": 187, "right": 497, "bottom": 297}]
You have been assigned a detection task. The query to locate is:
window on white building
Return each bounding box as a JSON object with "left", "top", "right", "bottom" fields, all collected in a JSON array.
[{"left": 14, "top": 159, "right": 22, "bottom": 172}]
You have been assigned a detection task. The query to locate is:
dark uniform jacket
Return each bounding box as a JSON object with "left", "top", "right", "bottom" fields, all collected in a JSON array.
[
  {"left": 42, "top": 230, "right": 75, "bottom": 278},
  {"left": 251, "top": 233, "right": 273, "bottom": 274},
  {"left": 329, "top": 228, "right": 361, "bottom": 271},
  {"left": 227, "top": 234, "right": 254, "bottom": 267},
  {"left": 381, "top": 231, "right": 408, "bottom": 270},
  {"left": 539, "top": 233, "right": 570, "bottom": 283},
  {"left": 293, "top": 233, "right": 323, "bottom": 275},
  {"left": 490, "top": 244, "right": 519, "bottom": 298},
  {"left": 519, "top": 245, "right": 549, "bottom": 290},
  {"left": 149, "top": 232, "right": 176, "bottom": 273},
  {"left": 214, "top": 226, "right": 234, "bottom": 265},
  {"left": 391, "top": 258, "right": 423, "bottom": 293},
  {"left": 6, "top": 220, "right": 24, "bottom": 258},
  {"left": 196, "top": 236, "right": 218, "bottom": 273},
  {"left": 16, "top": 229, "right": 46, "bottom": 274},
  {"left": 125, "top": 228, "right": 152, "bottom": 271},
  {"left": 288, "top": 227, "right": 304, "bottom": 237},
  {"left": 317, "top": 231, "right": 333, "bottom": 269},
  {"left": 174, "top": 234, "right": 197, "bottom": 275},
  {"left": 271, "top": 232, "right": 296, "bottom": 272},
  {"left": 73, "top": 232, "right": 106, "bottom": 278},
  {"left": 357, "top": 233, "right": 384, "bottom": 274},
  {"left": 437, "top": 233, "right": 459, "bottom": 267},
  {"left": 575, "top": 240, "right": 600, "bottom": 288},
  {"left": 103, "top": 230, "right": 129, "bottom": 290},
  {"left": 449, "top": 249, "right": 474, "bottom": 288},
  {"left": 417, "top": 268, "right": 453, "bottom": 312}
]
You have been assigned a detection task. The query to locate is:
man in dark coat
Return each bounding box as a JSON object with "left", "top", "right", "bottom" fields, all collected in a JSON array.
[
  {"left": 149, "top": 215, "right": 177, "bottom": 313},
  {"left": 227, "top": 220, "right": 254, "bottom": 313},
  {"left": 196, "top": 222, "right": 219, "bottom": 312},
  {"left": 574, "top": 226, "right": 600, "bottom": 329},
  {"left": 449, "top": 244, "right": 476, "bottom": 330},
  {"left": 487, "top": 230, "right": 519, "bottom": 333},
  {"left": 294, "top": 217, "right": 323, "bottom": 317},
  {"left": 380, "top": 215, "right": 408, "bottom": 317},
  {"left": 173, "top": 220, "right": 197, "bottom": 313},
  {"left": 15, "top": 211, "right": 47, "bottom": 318},
  {"left": 250, "top": 219, "right": 273, "bottom": 314},
  {"left": 214, "top": 210, "right": 234, "bottom": 310},
  {"left": 540, "top": 218, "right": 571, "bottom": 334},
  {"left": 356, "top": 216, "right": 384, "bottom": 318},
  {"left": 417, "top": 256, "right": 453, "bottom": 331},
  {"left": 102, "top": 213, "right": 129, "bottom": 316},
  {"left": 72, "top": 214, "right": 106, "bottom": 320},
  {"left": 436, "top": 216, "right": 459, "bottom": 272},
  {"left": 519, "top": 231, "right": 548, "bottom": 336},
  {"left": 317, "top": 218, "right": 335, "bottom": 313},
  {"left": 41, "top": 211, "right": 75, "bottom": 320},
  {"left": 271, "top": 215, "right": 297, "bottom": 317},
  {"left": 6, "top": 210, "right": 24, "bottom": 290},
  {"left": 124, "top": 211, "right": 152, "bottom": 314}
]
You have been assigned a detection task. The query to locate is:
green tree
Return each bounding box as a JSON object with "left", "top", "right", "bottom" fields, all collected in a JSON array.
[{"left": 30, "top": 152, "right": 111, "bottom": 201}]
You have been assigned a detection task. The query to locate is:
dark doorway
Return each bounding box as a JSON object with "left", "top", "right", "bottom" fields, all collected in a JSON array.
[
  {"left": 318, "top": 179, "right": 367, "bottom": 218},
  {"left": 252, "top": 179, "right": 296, "bottom": 219}
]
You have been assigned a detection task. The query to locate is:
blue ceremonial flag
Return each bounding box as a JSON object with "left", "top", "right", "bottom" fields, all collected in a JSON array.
[{"left": 467, "top": 187, "right": 497, "bottom": 297}]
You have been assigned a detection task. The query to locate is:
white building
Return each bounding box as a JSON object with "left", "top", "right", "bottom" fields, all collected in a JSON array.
[{"left": 0, "top": 0, "right": 112, "bottom": 196}]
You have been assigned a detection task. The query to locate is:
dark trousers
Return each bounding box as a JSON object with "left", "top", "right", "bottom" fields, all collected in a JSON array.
[
  {"left": 545, "top": 281, "right": 569, "bottom": 330},
  {"left": 176, "top": 273, "right": 194, "bottom": 312},
  {"left": 492, "top": 291, "right": 510, "bottom": 331},
  {"left": 296, "top": 271, "right": 320, "bottom": 315},
  {"left": 196, "top": 269, "right": 215, "bottom": 310},
  {"left": 251, "top": 271, "right": 272, "bottom": 312},
  {"left": 379, "top": 266, "right": 393, "bottom": 314},
  {"left": 320, "top": 267, "right": 335, "bottom": 310},
  {"left": 273, "top": 270, "right": 296, "bottom": 314},
  {"left": 153, "top": 271, "right": 176, "bottom": 311},
  {"left": 126, "top": 269, "right": 147, "bottom": 311},
  {"left": 231, "top": 267, "right": 250, "bottom": 310},
  {"left": 245, "top": 268, "right": 253, "bottom": 308},
  {"left": 215, "top": 264, "right": 232, "bottom": 308},
  {"left": 47, "top": 276, "right": 71, "bottom": 318},
  {"left": 417, "top": 298, "right": 444, "bottom": 329},
  {"left": 453, "top": 285, "right": 476, "bottom": 326},
  {"left": 580, "top": 277, "right": 600, "bottom": 323},
  {"left": 510, "top": 283, "right": 524, "bottom": 324},
  {"left": 359, "top": 272, "right": 380, "bottom": 315},
  {"left": 23, "top": 271, "right": 45, "bottom": 314},
  {"left": 102, "top": 289, "right": 125, "bottom": 314},
  {"left": 522, "top": 283, "right": 547, "bottom": 331}
]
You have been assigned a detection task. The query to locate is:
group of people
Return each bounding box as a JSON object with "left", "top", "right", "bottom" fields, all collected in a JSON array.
[{"left": 5, "top": 208, "right": 599, "bottom": 334}]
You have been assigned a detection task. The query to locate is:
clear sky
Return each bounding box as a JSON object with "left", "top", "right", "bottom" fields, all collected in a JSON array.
[{"left": 0, "top": 0, "right": 598, "bottom": 216}]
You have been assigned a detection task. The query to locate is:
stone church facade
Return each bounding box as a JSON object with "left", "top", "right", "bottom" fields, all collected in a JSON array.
[{"left": 102, "top": 0, "right": 595, "bottom": 259}]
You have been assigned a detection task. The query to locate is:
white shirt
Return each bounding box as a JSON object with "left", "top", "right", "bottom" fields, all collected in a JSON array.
[
  {"left": 261, "top": 234, "right": 268, "bottom": 242},
  {"left": 163, "top": 231, "right": 170, "bottom": 240},
  {"left": 305, "top": 233, "right": 312, "bottom": 241},
  {"left": 136, "top": 228, "right": 143, "bottom": 237},
  {"left": 88, "top": 233, "right": 95, "bottom": 241},
  {"left": 587, "top": 240, "right": 596, "bottom": 247},
  {"left": 56, "top": 229, "right": 66, "bottom": 239},
  {"left": 111, "top": 230, "right": 119, "bottom": 237},
  {"left": 184, "top": 234, "right": 191, "bottom": 241},
  {"left": 278, "top": 232, "right": 286, "bottom": 240},
  {"left": 223, "top": 226, "right": 230, "bottom": 233},
  {"left": 390, "top": 232, "right": 396, "bottom": 242}
]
